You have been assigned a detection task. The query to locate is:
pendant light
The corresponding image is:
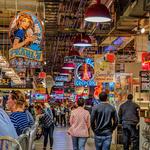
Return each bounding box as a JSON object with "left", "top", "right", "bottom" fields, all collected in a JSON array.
[
  {"left": 73, "top": 33, "right": 92, "bottom": 47},
  {"left": 62, "top": 63, "right": 75, "bottom": 70},
  {"left": 84, "top": 0, "right": 111, "bottom": 23}
]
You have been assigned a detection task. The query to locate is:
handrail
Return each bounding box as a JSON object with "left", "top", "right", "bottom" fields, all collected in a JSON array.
[{"left": 0, "top": 136, "right": 22, "bottom": 150}]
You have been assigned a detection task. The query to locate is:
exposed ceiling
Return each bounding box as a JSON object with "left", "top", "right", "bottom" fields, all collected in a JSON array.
[{"left": 0, "top": 0, "right": 148, "bottom": 75}]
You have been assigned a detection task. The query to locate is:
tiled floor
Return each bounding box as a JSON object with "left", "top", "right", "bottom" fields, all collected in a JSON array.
[{"left": 35, "top": 127, "right": 123, "bottom": 150}]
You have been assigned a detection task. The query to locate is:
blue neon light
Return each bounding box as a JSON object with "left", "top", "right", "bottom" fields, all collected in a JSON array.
[{"left": 74, "top": 58, "right": 96, "bottom": 86}]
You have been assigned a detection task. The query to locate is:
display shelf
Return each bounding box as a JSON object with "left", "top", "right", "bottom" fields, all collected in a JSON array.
[{"left": 140, "top": 117, "right": 150, "bottom": 150}]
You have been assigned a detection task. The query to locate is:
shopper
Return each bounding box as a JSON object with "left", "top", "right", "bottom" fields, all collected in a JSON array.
[
  {"left": 118, "top": 94, "right": 140, "bottom": 150},
  {"left": 36, "top": 105, "right": 54, "bottom": 150},
  {"left": 60, "top": 104, "right": 66, "bottom": 127},
  {"left": 0, "top": 96, "right": 18, "bottom": 139},
  {"left": 91, "top": 92, "right": 118, "bottom": 150},
  {"left": 68, "top": 98, "right": 90, "bottom": 150},
  {"left": 7, "top": 90, "right": 34, "bottom": 135},
  {"left": 55, "top": 106, "right": 61, "bottom": 126}
]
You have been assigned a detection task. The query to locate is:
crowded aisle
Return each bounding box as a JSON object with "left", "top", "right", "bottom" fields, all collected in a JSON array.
[{"left": 0, "top": 0, "right": 150, "bottom": 150}]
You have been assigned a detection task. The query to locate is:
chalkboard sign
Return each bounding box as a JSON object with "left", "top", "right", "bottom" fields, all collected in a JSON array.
[{"left": 140, "top": 71, "right": 150, "bottom": 92}]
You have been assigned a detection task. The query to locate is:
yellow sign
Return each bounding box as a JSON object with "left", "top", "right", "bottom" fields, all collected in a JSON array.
[{"left": 94, "top": 54, "right": 115, "bottom": 84}]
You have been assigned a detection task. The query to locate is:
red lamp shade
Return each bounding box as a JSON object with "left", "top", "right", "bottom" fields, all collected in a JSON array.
[
  {"left": 84, "top": 2, "right": 111, "bottom": 23},
  {"left": 39, "top": 71, "right": 46, "bottom": 79},
  {"left": 62, "top": 63, "right": 75, "bottom": 70},
  {"left": 73, "top": 34, "right": 92, "bottom": 47},
  {"left": 60, "top": 69, "right": 71, "bottom": 75}
]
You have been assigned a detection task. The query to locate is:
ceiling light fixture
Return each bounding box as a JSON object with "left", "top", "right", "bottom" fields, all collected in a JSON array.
[
  {"left": 84, "top": 0, "right": 111, "bottom": 23},
  {"left": 73, "top": 33, "right": 92, "bottom": 47},
  {"left": 59, "top": 69, "right": 71, "bottom": 75},
  {"left": 141, "top": 28, "right": 145, "bottom": 34},
  {"left": 62, "top": 63, "right": 75, "bottom": 70}
]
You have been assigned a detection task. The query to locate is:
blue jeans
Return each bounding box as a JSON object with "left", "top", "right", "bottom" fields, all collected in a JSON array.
[
  {"left": 94, "top": 135, "right": 112, "bottom": 150},
  {"left": 43, "top": 124, "right": 54, "bottom": 149},
  {"left": 122, "top": 124, "right": 139, "bottom": 150},
  {"left": 72, "top": 137, "right": 87, "bottom": 150}
]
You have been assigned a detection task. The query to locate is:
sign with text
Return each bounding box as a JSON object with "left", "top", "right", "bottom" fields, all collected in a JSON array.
[
  {"left": 140, "top": 71, "right": 150, "bottom": 92},
  {"left": 94, "top": 54, "right": 115, "bottom": 84},
  {"left": 55, "top": 76, "right": 68, "bottom": 82},
  {"left": 9, "top": 11, "right": 44, "bottom": 68},
  {"left": 9, "top": 47, "right": 42, "bottom": 61}
]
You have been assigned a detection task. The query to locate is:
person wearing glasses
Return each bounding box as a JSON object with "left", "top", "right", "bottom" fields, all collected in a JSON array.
[{"left": 7, "top": 90, "right": 34, "bottom": 136}]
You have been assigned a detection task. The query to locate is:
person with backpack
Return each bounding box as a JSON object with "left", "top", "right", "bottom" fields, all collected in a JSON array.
[{"left": 36, "top": 105, "right": 54, "bottom": 150}]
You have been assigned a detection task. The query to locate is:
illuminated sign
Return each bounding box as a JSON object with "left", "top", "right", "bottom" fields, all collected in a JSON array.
[
  {"left": 31, "top": 93, "right": 47, "bottom": 100},
  {"left": 74, "top": 58, "right": 96, "bottom": 86},
  {"left": 64, "top": 56, "right": 85, "bottom": 63},
  {"left": 9, "top": 11, "right": 44, "bottom": 68},
  {"left": 10, "top": 57, "right": 42, "bottom": 68},
  {"left": 9, "top": 48, "right": 42, "bottom": 61},
  {"left": 55, "top": 76, "right": 68, "bottom": 82},
  {"left": 55, "top": 82, "right": 64, "bottom": 86}
]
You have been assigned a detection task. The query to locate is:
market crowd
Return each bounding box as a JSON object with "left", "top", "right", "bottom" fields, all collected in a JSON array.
[{"left": 0, "top": 90, "right": 140, "bottom": 150}]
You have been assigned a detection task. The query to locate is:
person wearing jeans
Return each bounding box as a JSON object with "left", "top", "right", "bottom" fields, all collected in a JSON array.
[
  {"left": 68, "top": 98, "right": 90, "bottom": 150},
  {"left": 36, "top": 105, "right": 54, "bottom": 150},
  {"left": 72, "top": 137, "right": 87, "bottom": 150},
  {"left": 119, "top": 94, "right": 140, "bottom": 150},
  {"left": 94, "top": 135, "right": 112, "bottom": 150},
  {"left": 91, "top": 92, "right": 118, "bottom": 150},
  {"left": 43, "top": 124, "right": 54, "bottom": 149}
]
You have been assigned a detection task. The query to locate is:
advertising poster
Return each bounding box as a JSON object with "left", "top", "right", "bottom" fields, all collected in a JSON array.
[
  {"left": 94, "top": 54, "right": 115, "bottom": 85},
  {"left": 9, "top": 11, "right": 44, "bottom": 69}
]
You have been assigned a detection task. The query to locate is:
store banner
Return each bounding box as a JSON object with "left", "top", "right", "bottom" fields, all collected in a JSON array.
[
  {"left": 9, "top": 47, "right": 42, "bottom": 61},
  {"left": 94, "top": 54, "right": 115, "bottom": 84}
]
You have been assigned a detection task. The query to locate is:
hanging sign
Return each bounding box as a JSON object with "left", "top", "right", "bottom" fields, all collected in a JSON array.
[
  {"left": 9, "top": 11, "right": 44, "bottom": 68},
  {"left": 140, "top": 71, "right": 150, "bottom": 92},
  {"left": 74, "top": 58, "right": 96, "bottom": 86}
]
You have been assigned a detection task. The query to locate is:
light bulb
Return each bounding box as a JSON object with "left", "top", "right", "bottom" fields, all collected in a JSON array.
[{"left": 141, "top": 28, "right": 145, "bottom": 34}]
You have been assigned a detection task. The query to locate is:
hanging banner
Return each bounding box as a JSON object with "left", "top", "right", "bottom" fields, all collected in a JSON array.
[
  {"left": 94, "top": 54, "right": 115, "bottom": 84},
  {"left": 9, "top": 11, "right": 44, "bottom": 68},
  {"left": 9, "top": 47, "right": 42, "bottom": 61}
]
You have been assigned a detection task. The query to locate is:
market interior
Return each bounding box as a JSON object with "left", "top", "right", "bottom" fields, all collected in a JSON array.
[{"left": 0, "top": 0, "right": 150, "bottom": 150}]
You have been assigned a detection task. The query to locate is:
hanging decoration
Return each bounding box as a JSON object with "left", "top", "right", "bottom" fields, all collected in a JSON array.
[
  {"left": 84, "top": 0, "right": 111, "bottom": 23},
  {"left": 9, "top": 11, "right": 44, "bottom": 68},
  {"left": 74, "top": 58, "right": 96, "bottom": 86}
]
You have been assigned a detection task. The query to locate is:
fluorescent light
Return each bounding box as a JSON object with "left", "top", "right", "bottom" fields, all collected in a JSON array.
[
  {"left": 84, "top": 16, "right": 111, "bottom": 23},
  {"left": 73, "top": 43, "right": 92, "bottom": 47}
]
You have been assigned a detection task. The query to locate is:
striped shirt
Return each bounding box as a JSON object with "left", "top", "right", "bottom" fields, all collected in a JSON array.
[
  {"left": 10, "top": 112, "right": 34, "bottom": 136},
  {"left": 68, "top": 107, "right": 90, "bottom": 137}
]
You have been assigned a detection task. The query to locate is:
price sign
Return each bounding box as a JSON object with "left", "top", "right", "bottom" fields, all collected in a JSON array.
[{"left": 140, "top": 71, "right": 150, "bottom": 92}]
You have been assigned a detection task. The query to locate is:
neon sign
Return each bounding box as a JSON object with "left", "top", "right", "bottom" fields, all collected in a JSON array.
[{"left": 74, "top": 58, "right": 96, "bottom": 86}]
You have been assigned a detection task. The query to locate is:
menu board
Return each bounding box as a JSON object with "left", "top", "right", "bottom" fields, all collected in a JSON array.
[{"left": 140, "top": 71, "right": 150, "bottom": 92}]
